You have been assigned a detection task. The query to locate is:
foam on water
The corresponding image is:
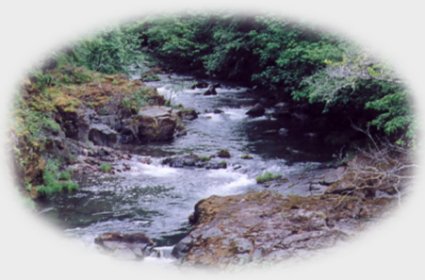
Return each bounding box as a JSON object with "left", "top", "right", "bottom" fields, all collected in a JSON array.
[
  {"left": 206, "top": 169, "right": 256, "bottom": 195},
  {"left": 222, "top": 107, "right": 248, "bottom": 121},
  {"left": 129, "top": 162, "right": 178, "bottom": 177}
]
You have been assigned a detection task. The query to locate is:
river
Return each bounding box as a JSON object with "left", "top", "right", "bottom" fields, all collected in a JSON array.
[{"left": 39, "top": 73, "right": 340, "bottom": 260}]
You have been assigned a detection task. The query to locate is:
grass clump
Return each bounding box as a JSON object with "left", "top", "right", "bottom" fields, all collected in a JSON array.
[
  {"left": 121, "top": 88, "right": 152, "bottom": 113},
  {"left": 256, "top": 172, "right": 282, "bottom": 184},
  {"left": 100, "top": 162, "right": 113, "bottom": 173},
  {"left": 35, "top": 160, "right": 78, "bottom": 197}
]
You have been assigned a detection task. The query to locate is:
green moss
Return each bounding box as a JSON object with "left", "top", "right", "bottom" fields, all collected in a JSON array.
[
  {"left": 256, "top": 172, "right": 282, "bottom": 184},
  {"left": 100, "top": 162, "right": 112, "bottom": 173},
  {"left": 241, "top": 154, "right": 253, "bottom": 160}
]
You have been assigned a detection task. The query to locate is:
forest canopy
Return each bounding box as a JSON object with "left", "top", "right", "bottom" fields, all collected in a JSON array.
[{"left": 46, "top": 14, "right": 415, "bottom": 146}]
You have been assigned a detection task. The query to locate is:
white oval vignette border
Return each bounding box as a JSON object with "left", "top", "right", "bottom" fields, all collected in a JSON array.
[{"left": 0, "top": 1, "right": 424, "bottom": 280}]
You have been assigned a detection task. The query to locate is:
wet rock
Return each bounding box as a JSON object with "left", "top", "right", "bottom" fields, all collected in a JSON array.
[
  {"left": 206, "top": 161, "right": 227, "bottom": 169},
  {"left": 162, "top": 154, "right": 227, "bottom": 169},
  {"left": 217, "top": 149, "right": 231, "bottom": 158},
  {"left": 259, "top": 97, "right": 276, "bottom": 107},
  {"left": 191, "top": 81, "right": 209, "bottom": 89},
  {"left": 292, "top": 112, "right": 309, "bottom": 122},
  {"left": 278, "top": 128, "right": 289, "bottom": 137},
  {"left": 272, "top": 102, "right": 291, "bottom": 117},
  {"left": 123, "top": 106, "right": 181, "bottom": 142},
  {"left": 173, "top": 190, "right": 392, "bottom": 265},
  {"left": 213, "top": 109, "right": 224, "bottom": 114},
  {"left": 88, "top": 123, "right": 118, "bottom": 147},
  {"left": 203, "top": 85, "right": 218, "bottom": 96},
  {"left": 176, "top": 108, "right": 198, "bottom": 120},
  {"left": 246, "top": 103, "right": 265, "bottom": 117},
  {"left": 95, "top": 232, "right": 156, "bottom": 259}
]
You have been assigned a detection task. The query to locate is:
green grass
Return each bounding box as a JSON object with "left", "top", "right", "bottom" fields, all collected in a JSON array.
[
  {"left": 35, "top": 160, "right": 79, "bottom": 196},
  {"left": 100, "top": 162, "right": 113, "bottom": 173},
  {"left": 121, "top": 88, "right": 151, "bottom": 113},
  {"left": 256, "top": 172, "right": 282, "bottom": 184}
]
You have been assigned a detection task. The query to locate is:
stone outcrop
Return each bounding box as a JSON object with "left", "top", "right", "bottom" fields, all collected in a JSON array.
[
  {"left": 88, "top": 123, "right": 118, "bottom": 147},
  {"left": 172, "top": 190, "right": 392, "bottom": 265}
]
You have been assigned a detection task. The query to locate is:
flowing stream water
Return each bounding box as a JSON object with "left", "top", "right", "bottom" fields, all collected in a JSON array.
[{"left": 39, "top": 73, "right": 340, "bottom": 260}]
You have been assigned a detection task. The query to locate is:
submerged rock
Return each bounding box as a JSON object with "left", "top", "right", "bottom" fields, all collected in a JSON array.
[
  {"left": 203, "top": 84, "right": 218, "bottom": 96},
  {"left": 95, "top": 232, "right": 156, "bottom": 259},
  {"left": 162, "top": 154, "right": 227, "bottom": 169},
  {"left": 246, "top": 103, "right": 265, "bottom": 117}
]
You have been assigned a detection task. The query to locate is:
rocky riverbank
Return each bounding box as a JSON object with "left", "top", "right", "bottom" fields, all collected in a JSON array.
[{"left": 170, "top": 148, "right": 409, "bottom": 265}]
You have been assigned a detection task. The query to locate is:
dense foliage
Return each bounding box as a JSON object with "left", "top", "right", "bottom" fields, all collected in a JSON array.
[{"left": 137, "top": 15, "right": 413, "bottom": 145}]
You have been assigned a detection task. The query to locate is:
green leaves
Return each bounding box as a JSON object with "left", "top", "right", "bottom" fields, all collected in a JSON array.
[{"left": 70, "top": 27, "right": 143, "bottom": 74}]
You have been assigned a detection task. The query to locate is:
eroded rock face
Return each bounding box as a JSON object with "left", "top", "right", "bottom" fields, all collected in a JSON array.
[
  {"left": 88, "top": 123, "right": 118, "bottom": 147},
  {"left": 172, "top": 190, "right": 392, "bottom": 265}
]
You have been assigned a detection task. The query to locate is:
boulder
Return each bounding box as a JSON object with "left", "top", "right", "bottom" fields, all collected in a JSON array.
[
  {"left": 88, "top": 123, "right": 118, "bottom": 147},
  {"left": 203, "top": 85, "right": 218, "bottom": 96},
  {"left": 217, "top": 149, "right": 231, "bottom": 158},
  {"left": 246, "top": 103, "right": 265, "bottom": 117},
  {"left": 123, "top": 106, "right": 181, "bottom": 143}
]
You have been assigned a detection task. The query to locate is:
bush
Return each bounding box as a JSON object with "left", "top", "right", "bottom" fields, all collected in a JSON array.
[{"left": 66, "top": 25, "right": 143, "bottom": 74}]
